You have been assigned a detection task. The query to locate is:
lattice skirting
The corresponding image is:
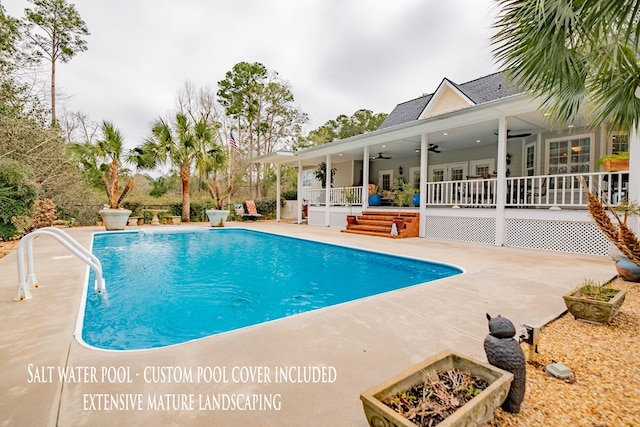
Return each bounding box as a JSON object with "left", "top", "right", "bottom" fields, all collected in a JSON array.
[
  {"left": 425, "top": 216, "right": 610, "bottom": 256},
  {"left": 504, "top": 219, "right": 609, "bottom": 256},
  {"left": 425, "top": 216, "right": 496, "bottom": 245}
]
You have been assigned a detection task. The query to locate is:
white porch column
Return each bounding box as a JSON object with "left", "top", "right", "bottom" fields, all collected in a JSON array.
[
  {"left": 275, "top": 163, "right": 281, "bottom": 222},
  {"left": 419, "top": 133, "right": 428, "bottom": 237},
  {"left": 628, "top": 126, "right": 640, "bottom": 233},
  {"left": 363, "top": 146, "right": 370, "bottom": 210},
  {"left": 495, "top": 116, "right": 508, "bottom": 246},
  {"left": 297, "top": 160, "right": 303, "bottom": 224},
  {"left": 325, "top": 154, "right": 331, "bottom": 226}
]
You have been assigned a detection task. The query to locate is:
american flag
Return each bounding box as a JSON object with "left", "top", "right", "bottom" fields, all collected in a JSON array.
[{"left": 229, "top": 131, "right": 239, "bottom": 154}]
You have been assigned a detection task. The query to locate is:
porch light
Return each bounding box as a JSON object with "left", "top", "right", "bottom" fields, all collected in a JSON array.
[{"left": 398, "top": 166, "right": 403, "bottom": 175}]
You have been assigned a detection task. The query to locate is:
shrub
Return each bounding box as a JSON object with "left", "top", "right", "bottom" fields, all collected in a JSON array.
[
  {"left": 0, "top": 158, "right": 38, "bottom": 240},
  {"left": 254, "top": 198, "right": 278, "bottom": 217},
  {"left": 281, "top": 189, "right": 298, "bottom": 200}
]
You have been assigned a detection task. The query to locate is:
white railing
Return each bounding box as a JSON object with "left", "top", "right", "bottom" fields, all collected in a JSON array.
[
  {"left": 303, "top": 186, "right": 364, "bottom": 206},
  {"left": 14, "top": 227, "right": 105, "bottom": 301},
  {"left": 424, "top": 171, "right": 629, "bottom": 208}
]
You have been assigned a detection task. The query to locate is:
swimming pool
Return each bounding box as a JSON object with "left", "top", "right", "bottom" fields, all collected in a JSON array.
[{"left": 79, "top": 228, "right": 462, "bottom": 350}]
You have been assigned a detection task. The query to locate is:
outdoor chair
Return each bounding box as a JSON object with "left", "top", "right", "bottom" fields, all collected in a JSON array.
[
  {"left": 527, "top": 177, "right": 547, "bottom": 204},
  {"left": 235, "top": 200, "right": 263, "bottom": 221}
]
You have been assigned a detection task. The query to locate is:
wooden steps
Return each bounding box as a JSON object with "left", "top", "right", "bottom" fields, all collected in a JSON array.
[{"left": 341, "top": 211, "right": 419, "bottom": 238}]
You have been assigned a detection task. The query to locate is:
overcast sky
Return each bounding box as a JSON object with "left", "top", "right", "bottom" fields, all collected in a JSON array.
[{"left": 3, "top": 0, "right": 500, "bottom": 148}]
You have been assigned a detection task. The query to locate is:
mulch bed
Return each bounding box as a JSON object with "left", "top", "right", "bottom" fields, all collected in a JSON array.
[{"left": 488, "top": 277, "right": 640, "bottom": 426}]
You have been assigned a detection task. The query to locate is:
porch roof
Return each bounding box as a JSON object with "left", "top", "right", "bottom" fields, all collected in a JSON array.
[{"left": 253, "top": 92, "right": 567, "bottom": 167}]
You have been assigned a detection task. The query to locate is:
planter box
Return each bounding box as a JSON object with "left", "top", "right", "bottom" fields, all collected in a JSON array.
[
  {"left": 205, "top": 209, "right": 230, "bottom": 227},
  {"left": 360, "top": 350, "right": 513, "bottom": 427},
  {"left": 602, "top": 158, "right": 629, "bottom": 172},
  {"left": 99, "top": 209, "right": 132, "bottom": 231},
  {"left": 563, "top": 287, "right": 627, "bottom": 325}
]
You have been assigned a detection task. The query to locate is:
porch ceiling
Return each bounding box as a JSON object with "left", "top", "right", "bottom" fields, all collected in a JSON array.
[
  {"left": 309, "top": 110, "right": 553, "bottom": 166},
  {"left": 256, "top": 95, "right": 585, "bottom": 167}
]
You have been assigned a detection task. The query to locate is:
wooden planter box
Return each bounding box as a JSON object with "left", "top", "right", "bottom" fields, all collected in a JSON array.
[
  {"left": 563, "top": 287, "right": 627, "bottom": 325},
  {"left": 360, "top": 350, "right": 513, "bottom": 427},
  {"left": 602, "top": 158, "right": 629, "bottom": 172}
]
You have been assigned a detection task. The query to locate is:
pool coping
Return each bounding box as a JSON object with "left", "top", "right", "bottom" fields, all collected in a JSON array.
[{"left": 0, "top": 222, "right": 614, "bottom": 426}]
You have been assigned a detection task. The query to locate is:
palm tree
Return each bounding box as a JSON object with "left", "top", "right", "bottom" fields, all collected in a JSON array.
[
  {"left": 70, "top": 121, "right": 133, "bottom": 208},
  {"left": 133, "top": 113, "right": 217, "bottom": 222},
  {"left": 492, "top": 0, "right": 640, "bottom": 133}
]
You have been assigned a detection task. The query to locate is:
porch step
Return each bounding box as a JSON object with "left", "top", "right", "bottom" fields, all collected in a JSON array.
[{"left": 341, "top": 210, "right": 419, "bottom": 238}]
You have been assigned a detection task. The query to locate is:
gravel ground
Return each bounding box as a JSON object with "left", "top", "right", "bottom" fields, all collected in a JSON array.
[
  {"left": 489, "top": 277, "right": 639, "bottom": 427},
  {"left": 0, "top": 240, "right": 18, "bottom": 259}
]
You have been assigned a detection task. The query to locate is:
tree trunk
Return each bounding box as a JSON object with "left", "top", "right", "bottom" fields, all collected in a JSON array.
[
  {"left": 50, "top": 43, "right": 56, "bottom": 124},
  {"left": 181, "top": 165, "right": 190, "bottom": 222}
]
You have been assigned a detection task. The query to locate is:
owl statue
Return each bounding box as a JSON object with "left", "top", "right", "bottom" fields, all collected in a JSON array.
[{"left": 483, "top": 313, "right": 526, "bottom": 413}]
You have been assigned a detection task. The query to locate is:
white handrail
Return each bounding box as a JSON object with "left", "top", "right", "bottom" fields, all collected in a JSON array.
[{"left": 14, "top": 227, "right": 105, "bottom": 301}]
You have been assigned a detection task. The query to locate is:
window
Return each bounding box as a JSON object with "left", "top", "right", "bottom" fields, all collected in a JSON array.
[
  {"left": 524, "top": 143, "right": 536, "bottom": 176},
  {"left": 546, "top": 135, "right": 591, "bottom": 174},
  {"left": 612, "top": 133, "right": 629, "bottom": 154},
  {"left": 302, "top": 170, "right": 312, "bottom": 188}
]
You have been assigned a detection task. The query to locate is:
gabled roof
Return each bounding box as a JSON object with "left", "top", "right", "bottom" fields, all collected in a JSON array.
[{"left": 378, "top": 71, "right": 521, "bottom": 129}]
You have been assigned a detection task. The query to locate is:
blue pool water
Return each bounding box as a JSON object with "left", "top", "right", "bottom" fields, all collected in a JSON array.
[{"left": 81, "top": 228, "right": 462, "bottom": 350}]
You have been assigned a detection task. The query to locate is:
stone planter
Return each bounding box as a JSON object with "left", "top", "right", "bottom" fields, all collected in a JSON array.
[
  {"left": 205, "top": 209, "right": 230, "bottom": 227},
  {"left": 563, "top": 285, "right": 627, "bottom": 325},
  {"left": 360, "top": 350, "right": 513, "bottom": 427},
  {"left": 98, "top": 209, "right": 132, "bottom": 231}
]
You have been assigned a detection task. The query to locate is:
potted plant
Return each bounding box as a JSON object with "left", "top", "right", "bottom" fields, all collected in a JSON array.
[
  {"left": 343, "top": 187, "right": 358, "bottom": 225},
  {"left": 314, "top": 162, "right": 336, "bottom": 188},
  {"left": 597, "top": 151, "right": 629, "bottom": 172},
  {"left": 92, "top": 121, "right": 134, "bottom": 231},
  {"left": 368, "top": 184, "right": 382, "bottom": 206},
  {"left": 563, "top": 278, "right": 627, "bottom": 325},
  {"left": 360, "top": 349, "right": 513, "bottom": 427},
  {"left": 390, "top": 178, "right": 416, "bottom": 229},
  {"left": 206, "top": 179, "right": 233, "bottom": 227}
]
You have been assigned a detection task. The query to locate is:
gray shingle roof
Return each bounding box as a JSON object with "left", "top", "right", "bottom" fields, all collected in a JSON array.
[{"left": 378, "top": 71, "right": 522, "bottom": 130}]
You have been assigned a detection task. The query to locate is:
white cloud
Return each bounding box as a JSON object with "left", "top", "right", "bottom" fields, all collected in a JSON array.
[{"left": 3, "top": 0, "right": 499, "bottom": 148}]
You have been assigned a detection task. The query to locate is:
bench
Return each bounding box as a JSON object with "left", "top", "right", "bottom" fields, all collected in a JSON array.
[
  {"left": 162, "top": 215, "right": 181, "bottom": 225},
  {"left": 127, "top": 217, "right": 143, "bottom": 226}
]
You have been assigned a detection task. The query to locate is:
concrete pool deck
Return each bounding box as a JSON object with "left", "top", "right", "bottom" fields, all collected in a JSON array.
[{"left": 0, "top": 222, "right": 614, "bottom": 426}]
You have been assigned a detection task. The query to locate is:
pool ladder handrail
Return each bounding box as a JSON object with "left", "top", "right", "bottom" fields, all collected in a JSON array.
[{"left": 14, "top": 227, "right": 105, "bottom": 301}]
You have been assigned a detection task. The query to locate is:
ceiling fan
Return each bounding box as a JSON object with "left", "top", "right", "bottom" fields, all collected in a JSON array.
[
  {"left": 495, "top": 130, "right": 533, "bottom": 138},
  {"left": 428, "top": 144, "right": 441, "bottom": 153},
  {"left": 371, "top": 152, "right": 392, "bottom": 160}
]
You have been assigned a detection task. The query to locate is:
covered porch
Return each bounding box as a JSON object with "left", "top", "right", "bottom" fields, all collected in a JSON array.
[{"left": 255, "top": 93, "right": 639, "bottom": 257}]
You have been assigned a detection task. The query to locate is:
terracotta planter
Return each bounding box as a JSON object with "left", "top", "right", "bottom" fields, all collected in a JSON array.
[
  {"left": 205, "top": 209, "right": 230, "bottom": 227},
  {"left": 98, "top": 209, "right": 132, "bottom": 231},
  {"left": 393, "top": 217, "right": 405, "bottom": 230},
  {"left": 563, "top": 285, "right": 627, "bottom": 325},
  {"left": 346, "top": 215, "right": 357, "bottom": 226},
  {"left": 602, "top": 158, "right": 629, "bottom": 172},
  {"left": 360, "top": 350, "right": 513, "bottom": 427}
]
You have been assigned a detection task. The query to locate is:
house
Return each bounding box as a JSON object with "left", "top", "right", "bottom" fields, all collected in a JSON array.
[{"left": 253, "top": 71, "right": 638, "bottom": 256}]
